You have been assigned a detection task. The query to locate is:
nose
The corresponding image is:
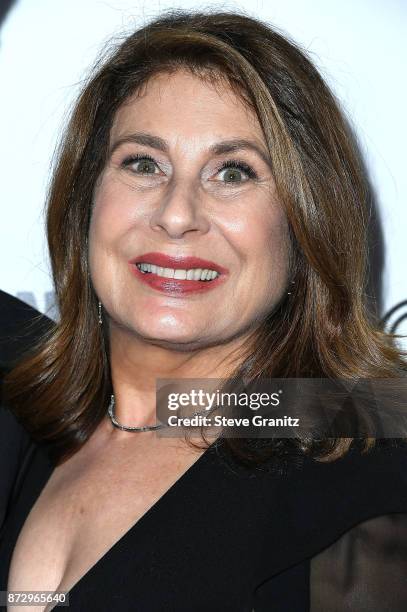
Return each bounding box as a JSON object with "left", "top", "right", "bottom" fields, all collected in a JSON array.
[{"left": 149, "top": 179, "right": 210, "bottom": 239}]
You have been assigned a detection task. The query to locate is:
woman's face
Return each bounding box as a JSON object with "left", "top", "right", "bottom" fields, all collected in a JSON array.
[{"left": 89, "top": 69, "right": 290, "bottom": 350}]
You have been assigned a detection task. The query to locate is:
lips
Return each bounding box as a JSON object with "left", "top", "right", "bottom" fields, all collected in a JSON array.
[
  {"left": 128, "top": 251, "right": 228, "bottom": 295},
  {"left": 129, "top": 252, "right": 229, "bottom": 274}
]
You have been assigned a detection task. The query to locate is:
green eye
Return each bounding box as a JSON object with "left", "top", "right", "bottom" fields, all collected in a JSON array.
[
  {"left": 219, "top": 167, "right": 244, "bottom": 183},
  {"left": 217, "top": 160, "right": 257, "bottom": 184},
  {"left": 122, "top": 154, "right": 158, "bottom": 174},
  {"left": 135, "top": 159, "right": 156, "bottom": 173}
]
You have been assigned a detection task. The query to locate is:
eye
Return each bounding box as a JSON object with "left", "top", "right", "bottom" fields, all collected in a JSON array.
[
  {"left": 216, "top": 159, "right": 258, "bottom": 185},
  {"left": 121, "top": 154, "right": 161, "bottom": 175}
]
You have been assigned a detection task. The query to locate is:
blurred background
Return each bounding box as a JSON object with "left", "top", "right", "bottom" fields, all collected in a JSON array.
[{"left": 0, "top": 0, "right": 406, "bottom": 348}]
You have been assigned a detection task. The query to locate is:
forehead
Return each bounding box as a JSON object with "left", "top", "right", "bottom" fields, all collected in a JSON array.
[{"left": 109, "top": 69, "right": 265, "bottom": 146}]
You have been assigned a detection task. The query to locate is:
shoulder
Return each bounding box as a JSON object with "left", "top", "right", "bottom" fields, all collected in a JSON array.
[
  {"left": 300, "top": 441, "right": 407, "bottom": 505},
  {"left": 252, "top": 442, "right": 407, "bottom": 610},
  {"left": 292, "top": 441, "right": 407, "bottom": 528},
  {"left": 270, "top": 442, "right": 407, "bottom": 567},
  {"left": 304, "top": 445, "right": 407, "bottom": 610}
]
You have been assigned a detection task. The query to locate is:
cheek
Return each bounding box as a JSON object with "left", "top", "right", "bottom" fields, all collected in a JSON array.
[
  {"left": 264, "top": 215, "right": 291, "bottom": 287},
  {"left": 89, "top": 175, "right": 137, "bottom": 254},
  {"left": 229, "top": 203, "right": 290, "bottom": 273},
  {"left": 249, "top": 216, "right": 290, "bottom": 316}
]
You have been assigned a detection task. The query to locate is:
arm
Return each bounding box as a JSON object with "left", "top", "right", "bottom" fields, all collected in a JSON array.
[{"left": 310, "top": 512, "right": 407, "bottom": 611}]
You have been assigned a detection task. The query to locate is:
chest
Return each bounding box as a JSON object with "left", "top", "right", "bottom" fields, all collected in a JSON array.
[{"left": 7, "top": 442, "right": 205, "bottom": 600}]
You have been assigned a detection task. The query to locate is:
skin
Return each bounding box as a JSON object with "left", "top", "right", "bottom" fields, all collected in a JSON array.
[
  {"left": 8, "top": 70, "right": 294, "bottom": 598},
  {"left": 88, "top": 69, "right": 291, "bottom": 432}
]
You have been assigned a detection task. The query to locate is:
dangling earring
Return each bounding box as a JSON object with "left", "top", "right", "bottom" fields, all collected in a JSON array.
[
  {"left": 98, "top": 301, "right": 103, "bottom": 325},
  {"left": 287, "top": 280, "right": 295, "bottom": 296}
]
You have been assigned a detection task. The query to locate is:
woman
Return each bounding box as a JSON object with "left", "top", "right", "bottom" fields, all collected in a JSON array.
[{"left": 1, "top": 9, "right": 407, "bottom": 611}]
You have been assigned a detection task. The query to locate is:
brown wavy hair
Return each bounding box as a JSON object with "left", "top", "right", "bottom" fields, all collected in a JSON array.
[{"left": 3, "top": 9, "right": 406, "bottom": 466}]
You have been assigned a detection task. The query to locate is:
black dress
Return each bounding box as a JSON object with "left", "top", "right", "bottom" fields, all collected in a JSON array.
[
  {"left": 0, "top": 290, "right": 53, "bottom": 384},
  {"left": 1, "top": 404, "right": 407, "bottom": 611}
]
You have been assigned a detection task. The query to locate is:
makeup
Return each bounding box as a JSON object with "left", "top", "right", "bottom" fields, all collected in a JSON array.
[{"left": 129, "top": 252, "right": 228, "bottom": 295}]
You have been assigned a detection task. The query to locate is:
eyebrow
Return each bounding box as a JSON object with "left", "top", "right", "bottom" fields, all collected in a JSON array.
[{"left": 109, "top": 132, "right": 272, "bottom": 167}]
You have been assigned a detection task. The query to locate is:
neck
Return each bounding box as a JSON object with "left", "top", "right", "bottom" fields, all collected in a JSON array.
[{"left": 107, "top": 322, "right": 253, "bottom": 430}]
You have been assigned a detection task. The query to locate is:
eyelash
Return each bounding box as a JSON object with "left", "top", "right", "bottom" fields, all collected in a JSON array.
[{"left": 121, "top": 154, "right": 258, "bottom": 183}]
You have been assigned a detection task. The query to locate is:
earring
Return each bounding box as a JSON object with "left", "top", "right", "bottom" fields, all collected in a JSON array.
[
  {"left": 98, "top": 301, "right": 103, "bottom": 325},
  {"left": 287, "top": 280, "right": 295, "bottom": 296}
]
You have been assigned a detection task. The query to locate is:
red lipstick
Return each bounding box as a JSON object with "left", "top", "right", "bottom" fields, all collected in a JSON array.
[
  {"left": 130, "top": 252, "right": 228, "bottom": 273},
  {"left": 128, "top": 252, "right": 229, "bottom": 295}
]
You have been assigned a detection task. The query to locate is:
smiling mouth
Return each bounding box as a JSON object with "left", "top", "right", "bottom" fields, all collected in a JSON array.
[{"left": 135, "top": 262, "right": 220, "bottom": 282}]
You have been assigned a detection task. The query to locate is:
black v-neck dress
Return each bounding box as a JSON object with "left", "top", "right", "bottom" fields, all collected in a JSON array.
[{"left": 1, "top": 404, "right": 407, "bottom": 611}]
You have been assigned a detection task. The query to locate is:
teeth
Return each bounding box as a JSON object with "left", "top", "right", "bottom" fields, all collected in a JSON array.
[
  {"left": 174, "top": 269, "right": 187, "bottom": 280},
  {"left": 136, "top": 263, "right": 219, "bottom": 281}
]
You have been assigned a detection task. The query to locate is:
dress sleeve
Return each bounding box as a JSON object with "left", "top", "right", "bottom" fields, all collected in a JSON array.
[
  {"left": 0, "top": 404, "right": 32, "bottom": 533},
  {"left": 310, "top": 512, "right": 407, "bottom": 611}
]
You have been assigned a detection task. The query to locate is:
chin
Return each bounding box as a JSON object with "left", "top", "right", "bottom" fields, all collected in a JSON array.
[
  {"left": 140, "top": 331, "right": 211, "bottom": 352},
  {"left": 135, "top": 320, "right": 226, "bottom": 351},
  {"left": 132, "top": 318, "right": 199, "bottom": 341}
]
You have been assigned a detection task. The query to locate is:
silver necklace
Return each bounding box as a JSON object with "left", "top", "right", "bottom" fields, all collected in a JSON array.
[
  {"left": 107, "top": 394, "right": 167, "bottom": 432},
  {"left": 107, "top": 394, "right": 216, "bottom": 433}
]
